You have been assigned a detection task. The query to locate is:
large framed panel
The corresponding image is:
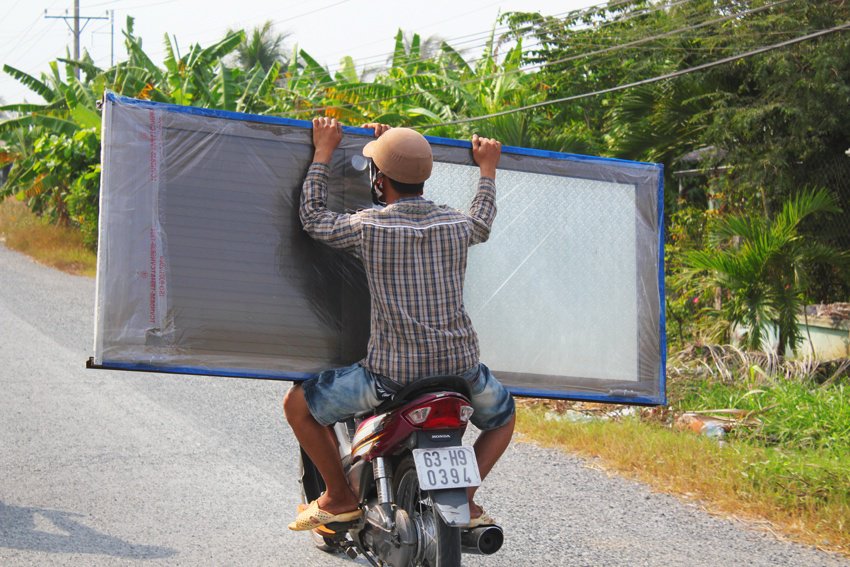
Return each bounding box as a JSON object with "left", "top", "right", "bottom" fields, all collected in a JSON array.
[{"left": 92, "top": 93, "right": 666, "bottom": 404}]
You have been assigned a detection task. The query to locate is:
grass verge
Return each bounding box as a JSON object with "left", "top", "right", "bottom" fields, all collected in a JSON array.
[
  {"left": 0, "top": 198, "right": 96, "bottom": 277},
  {"left": 515, "top": 393, "right": 850, "bottom": 557}
]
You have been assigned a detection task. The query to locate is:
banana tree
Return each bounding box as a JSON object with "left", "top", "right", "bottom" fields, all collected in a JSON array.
[
  {"left": 275, "top": 32, "right": 458, "bottom": 127},
  {"left": 0, "top": 54, "right": 102, "bottom": 221},
  {"left": 119, "top": 16, "right": 246, "bottom": 108}
]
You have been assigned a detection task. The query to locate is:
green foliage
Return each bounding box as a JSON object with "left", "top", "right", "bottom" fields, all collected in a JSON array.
[
  {"left": 702, "top": 2, "right": 850, "bottom": 208},
  {"left": 685, "top": 189, "right": 848, "bottom": 355},
  {"left": 665, "top": 205, "right": 717, "bottom": 347},
  {"left": 744, "top": 447, "right": 850, "bottom": 512},
  {"left": 66, "top": 161, "right": 101, "bottom": 248},
  {"left": 1, "top": 49, "right": 105, "bottom": 241},
  {"left": 669, "top": 358, "right": 850, "bottom": 517},
  {"left": 674, "top": 377, "right": 850, "bottom": 455},
  {"left": 2, "top": 128, "right": 99, "bottom": 225}
]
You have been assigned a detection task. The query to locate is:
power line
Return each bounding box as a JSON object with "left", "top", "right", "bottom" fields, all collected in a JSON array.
[
  {"left": 297, "top": 0, "right": 794, "bottom": 114},
  {"left": 0, "top": 0, "right": 67, "bottom": 53},
  {"left": 0, "top": 1, "right": 67, "bottom": 85},
  {"left": 108, "top": 0, "right": 347, "bottom": 72},
  {"left": 324, "top": 0, "right": 695, "bottom": 80},
  {"left": 422, "top": 22, "right": 850, "bottom": 129},
  {"left": 323, "top": 6, "right": 577, "bottom": 71},
  {"left": 84, "top": 0, "right": 126, "bottom": 7},
  {"left": 321, "top": 0, "right": 510, "bottom": 66},
  {"left": 0, "top": 0, "right": 28, "bottom": 24},
  {"left": 317, "top": 0, "right": 642, "bottom": 71},
  {"left": 111, "top": 0, "right": 179, "bottom": 10},
  {"left": 277, "top": 0, "right": 705, "bottom": 95},
  {"left": 233, "top": 0, "right": 637, "bottom": 86},
  {"left": 0, "top": 13, "right": 44, "bottom": 60},
  {"left": 270, "top": 0, "right": 353, "bottom": 26},
  {"left": 45, "top": 1, "right": 110, "bottom": 79},
  {"left": 516, "top": 0, "right": 794, "bottom": 71}
]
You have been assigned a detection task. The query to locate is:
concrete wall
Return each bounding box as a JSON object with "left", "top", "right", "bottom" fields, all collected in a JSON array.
[
  {"left": 733, "top": 316, "right": 849, "bottom": 360},
  {"left": 797, "top": 316, "right": 850, "bottom": 360}
]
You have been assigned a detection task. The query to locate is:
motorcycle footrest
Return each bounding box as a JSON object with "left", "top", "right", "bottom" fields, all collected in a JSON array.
[{"left": 314, "top": 519, "right": 359, "bottom": 536}]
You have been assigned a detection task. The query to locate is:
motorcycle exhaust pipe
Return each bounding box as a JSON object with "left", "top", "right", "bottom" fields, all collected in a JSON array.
[{"left": 461, "top": 525, "right": 504, "bottom": 555}]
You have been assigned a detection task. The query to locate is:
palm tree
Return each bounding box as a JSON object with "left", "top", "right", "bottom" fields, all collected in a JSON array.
[
  {"left": 233, "top": 21, "right": 289, "bottom": 73},
  {"left": 686, "top": 188, "right": 849, "bottom": 356},
  {"left": 606, "top": 78, "right": 719, "bottom": 165},
  {"left": 398, "top": 32, "right": 448, "bottom": 63}
]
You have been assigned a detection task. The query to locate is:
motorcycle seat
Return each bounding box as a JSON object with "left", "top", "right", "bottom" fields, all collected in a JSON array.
[{"left": 374, "top": 375, "right": 472, "bottom": 415}]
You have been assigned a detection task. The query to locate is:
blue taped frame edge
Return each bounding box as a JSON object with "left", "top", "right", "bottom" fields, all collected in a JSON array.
[
  {"left": 97, "top": 361, "right": 664, "bottom": 403},
  {"left": 99, "top": 360, "right": 315, "bottom": 381},
  {"left": 103, "top": 92, "right": 663, "bottom": 172},
  {"left": 657, "top": 164, "right": 668, "bottom": 406},
  {"left": 508, "top": 387, "right": 662, "bottom": 406}
]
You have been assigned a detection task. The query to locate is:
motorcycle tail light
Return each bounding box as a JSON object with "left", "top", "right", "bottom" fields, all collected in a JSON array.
[
  {"left": 406, "top": 397, "right": 470, "bottom": 429},
  {"left": 459, "top": 404, "right": 475, "bottom": 424},
  {"left": 405, "top": 407, "right": 432, "bottom": 425}
]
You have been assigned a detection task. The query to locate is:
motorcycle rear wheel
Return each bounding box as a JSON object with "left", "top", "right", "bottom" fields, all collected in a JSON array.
[{"left": 393, "top": 456, "right": 462, "bottom": 567}]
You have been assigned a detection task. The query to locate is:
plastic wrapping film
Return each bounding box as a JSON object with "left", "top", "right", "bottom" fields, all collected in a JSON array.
[{"left": 93, "top": 93, "right": 666, "bottom": 404}]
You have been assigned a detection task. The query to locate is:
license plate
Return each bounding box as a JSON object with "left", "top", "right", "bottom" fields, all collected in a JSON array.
[{"left": 412, "top": 446, "right": 481, "bottom": 490}]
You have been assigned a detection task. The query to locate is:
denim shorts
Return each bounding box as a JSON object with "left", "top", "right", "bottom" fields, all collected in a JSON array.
[{"left": 301, "top": 362, "right": 515, "bottom": 431}]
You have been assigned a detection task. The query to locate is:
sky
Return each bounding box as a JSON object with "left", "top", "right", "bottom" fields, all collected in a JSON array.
[{"left": 0, "top": 0, "right": 599, "bottom": 106}]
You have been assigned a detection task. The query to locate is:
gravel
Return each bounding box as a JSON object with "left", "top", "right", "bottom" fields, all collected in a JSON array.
[{"left": 1, "top": 244, "right": 847, "bottom": 567}]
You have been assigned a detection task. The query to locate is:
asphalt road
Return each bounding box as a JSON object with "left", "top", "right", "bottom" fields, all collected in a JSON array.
[{"left": 1, "top": 243, "right": 848, "bottom": 567}]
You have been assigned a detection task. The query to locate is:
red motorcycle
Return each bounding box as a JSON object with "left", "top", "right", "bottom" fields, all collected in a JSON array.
[{"left": 298, "top": 375, "right": 504, "bottom": 566}]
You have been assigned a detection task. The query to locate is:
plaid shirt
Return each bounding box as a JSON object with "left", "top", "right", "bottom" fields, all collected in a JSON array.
[{"left": 300, "top": 162, "right": 497, "bottom": 385}]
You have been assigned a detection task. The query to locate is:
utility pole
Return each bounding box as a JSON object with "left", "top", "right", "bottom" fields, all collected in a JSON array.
[
  {"left": 73, "top": 0, "right": 79, "bottom": 67},
  {"left": 110, "top": 10, "right": 114, "bottom": 67},
  {"left": 45, "top": 2, "right": 109, "bottom": 79}
]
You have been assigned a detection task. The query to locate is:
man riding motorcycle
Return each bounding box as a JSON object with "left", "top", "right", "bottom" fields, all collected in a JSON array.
[{"left": 283, "top": 117, "right": 515, "bottom": 532}]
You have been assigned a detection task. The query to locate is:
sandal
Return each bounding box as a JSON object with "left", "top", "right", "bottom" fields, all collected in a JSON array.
[
  {"left": 469, "top": 509, "right": 497, "bottom": 528},
  {"left": 288, "top": 499, "right": 362, "bottom": 531}
]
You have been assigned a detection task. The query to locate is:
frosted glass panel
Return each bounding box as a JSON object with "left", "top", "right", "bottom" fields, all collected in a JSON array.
[{"left": 427, "top": 164, "right": 638, "bottom": 381}]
